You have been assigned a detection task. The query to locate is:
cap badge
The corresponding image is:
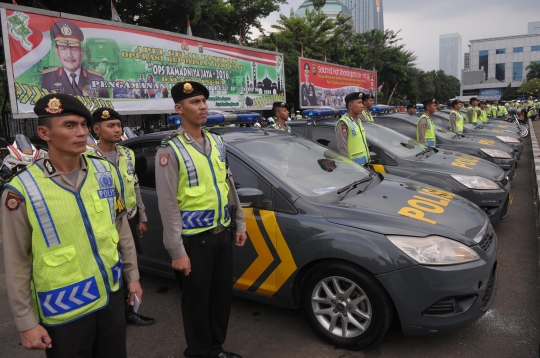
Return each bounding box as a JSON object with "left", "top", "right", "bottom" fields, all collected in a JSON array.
[
  {"left": 61, "top": 24, "right": 72, "bottom": 37},
  {"left": 281, "top": 102, "right": 286, "bottom": 106},
  {"left": 101, "top": 110, "right": 110, "bottom": 119},
  {"left": 183, "top": 83, "right": 194, "bottom": 94},
  {"left": 45, "top": 97, "right": 63, "bottom": 114},
  {"left": 358, "top": 93, "right": 363, "bottom": 99}
]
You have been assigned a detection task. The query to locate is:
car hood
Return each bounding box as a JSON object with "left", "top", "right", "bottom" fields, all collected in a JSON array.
[
  {"left": 450, "top": 135, "right": 515, "bottom": 151},
  {"left": 412, "top": 151, "right": 505, "bottom": 181},
  {"left": 321, "top": 175, "right": 487, "bottom": 245}
]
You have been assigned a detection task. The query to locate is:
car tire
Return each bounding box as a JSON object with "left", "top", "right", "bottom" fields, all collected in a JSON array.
[{"left": 300, "top": 262, "right": 393, "bottom": 350}]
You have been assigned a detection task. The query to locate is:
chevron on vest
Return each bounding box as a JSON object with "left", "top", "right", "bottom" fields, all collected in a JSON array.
[
  {"left": 38, "top": 277, "right": 100, "bottom": 317},
  {"left": 182, "top": 210, "right": 215, "bottom": 230}
]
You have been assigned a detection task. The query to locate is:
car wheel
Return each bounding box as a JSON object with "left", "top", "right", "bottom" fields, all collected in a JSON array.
[{"left": 300, "top": 262, "right": 393, "bottom": 349}]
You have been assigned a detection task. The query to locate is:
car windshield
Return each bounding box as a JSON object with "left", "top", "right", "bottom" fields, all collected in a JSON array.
[
  {"left": 364, "top": 123, "right": 427, "bottom": 157},
  {"left": 435, "top": 126, "right": 457, "bottom": 139},
  {"left": 232, "top": 134, "right": 370, "bottom": 198}
]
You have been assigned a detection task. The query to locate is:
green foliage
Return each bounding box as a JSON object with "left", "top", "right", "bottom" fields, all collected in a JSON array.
[
  {"left": 519, "top": 78, "right": 540, "bottom": 96},
  {"left": 526, "top": 61, "right": 540, "bottom": 82}
]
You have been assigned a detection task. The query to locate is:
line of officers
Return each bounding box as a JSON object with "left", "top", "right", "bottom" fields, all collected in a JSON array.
[{"left": 3, "top": 81, "right": 247, "bottom": 358}]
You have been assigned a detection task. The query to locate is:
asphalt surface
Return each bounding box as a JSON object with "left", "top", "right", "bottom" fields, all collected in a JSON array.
[{"left": 0, "top": 134, "right": 539, "bottom": 358}]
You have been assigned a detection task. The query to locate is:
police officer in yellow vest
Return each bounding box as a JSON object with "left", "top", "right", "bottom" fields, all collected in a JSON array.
[
  {"left": 87, "top": 107, "right": 155, "bottom": 327},
  {"left": 335, "top": 92, "right": 370, "bottom": 165},
  {"left": 270, "top": 102, "right": 292, "bottom": 132},
  {"left": 417, "top": 98, "right": 437, "bottom": 147},
  {"left": 2, "top": 94, "right": 142, "bottom": 357},
  {"left": 478, "top": 101, "right": 488, "bottom": 123},
  {"left": 359, "top": 93, "right": 375, "bottom": 122},
  {"left": 155, "top": 81, "right": 247, "bottom": 358},
  {"left": 467, "top": 97, "right": 479, "bottom": 126},
  {"left": 449, "top": 99, "right": 464, "bottom": 134}
]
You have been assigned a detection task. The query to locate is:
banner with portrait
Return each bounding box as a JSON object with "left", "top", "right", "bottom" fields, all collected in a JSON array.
[
  {"left": 1, "top": 5, "right": 286, "bottom": 117},
  {"left": 298, "top": 58, "right": 377, "bottom": 109}
]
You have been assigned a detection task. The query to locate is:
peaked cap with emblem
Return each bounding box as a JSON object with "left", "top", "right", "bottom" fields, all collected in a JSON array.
[
  {"left": 345, "top": 92, "right": 363, "bottom": 105},
  {"left": 92, "top": 107, "right": 122, "bottom": 124},
  {"left": 171, "top": 81, "right": 209, "bottom": 103},
  {"left": 421, "top": 98, "right": 437, "bottom": 107},
  {"left": 304, "top": 62, "right": 310, "bottom": 72},
  {"left": 50, "top": 20, "right": 84, "bottom": 47},
  {"left": 34, "top": 93, "right": 92, "bottom": 124}
]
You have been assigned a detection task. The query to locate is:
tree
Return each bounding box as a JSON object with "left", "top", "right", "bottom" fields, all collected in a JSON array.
[
  {"left": 525, "top": 61, "right": 540, "bottom": 82},
  {"left": 519, "top": 78, "right": 540, "bottom": 96}
]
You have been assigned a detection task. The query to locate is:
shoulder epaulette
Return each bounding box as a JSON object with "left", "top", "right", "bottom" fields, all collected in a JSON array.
[
  {"left": 161, "top": 132, "right": 179, "bottom": 142},
  {"left": 42, "top": 67, "right": 59, "bottom": 74},
  {"left": 85, "top": 154, "right": 109, "bottom": 161},
  {"left": 86, "top": 69, "right": 104, "bottom": 76}
]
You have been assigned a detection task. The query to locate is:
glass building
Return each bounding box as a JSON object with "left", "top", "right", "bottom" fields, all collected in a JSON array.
[
  {"left": 342, "top": 0, "right": 384, "bottom": 34},
  {"left": 439, "top": 33, "right": 462, "bottom": 79}
]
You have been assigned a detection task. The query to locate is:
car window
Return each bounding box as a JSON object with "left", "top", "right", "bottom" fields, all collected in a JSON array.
[
  {"left": 228, "top": 155, "right": 273, "bottom": 211},
  {"left": 289, "top": 125, "right": 306, "bottom": 137},
  {"left": 311, "top": 125, "right": 339, "bottom": 152},
  {"left": 378, "top": 117, "right": 417, "bottom": 139},
  {"left": 130, "top": 142, "right": 160, "bottom": 189},
  {"left": 364, "top": 124, "right": 427, "bottom": 158},
  {"left": 232, "top": 135, "right": 370, "bottom": 200}
]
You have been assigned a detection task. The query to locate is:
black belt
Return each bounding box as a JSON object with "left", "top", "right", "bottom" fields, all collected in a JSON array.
[{"left": 189, "top": 225, "right": 228, "bottom": 238}]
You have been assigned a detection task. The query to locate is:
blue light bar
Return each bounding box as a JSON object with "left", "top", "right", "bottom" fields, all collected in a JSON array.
[
  {"left": 167, "top": 111, "right": 260, "bottom": 126},
  {"left": 302, "top": 107, "right": 342, "bottom": 118},
  {"left": 167, "top": 115, "right": 181, "bottom": 125}
]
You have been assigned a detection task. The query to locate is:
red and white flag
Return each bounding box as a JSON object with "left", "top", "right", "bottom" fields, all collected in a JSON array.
[
  {"left": 187, "top": 16, "right": 192, "bottom": 36},
  {"left": 111, "top": 1, "right": 121, "bottom": 22},
  {"left": 377, "top": 82, "right": 384, "bottom": 91},
  {"left": 388, "top": 82, "right": 398, "bottom": 105}
]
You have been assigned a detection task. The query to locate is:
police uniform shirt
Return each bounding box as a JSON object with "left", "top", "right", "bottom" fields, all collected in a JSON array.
[
  {"left": 2, "top": 154, "right": 139, "bottom": 332},
  {"left": 335, "top": 116, "right": 363, "bottom": 158},
  {"left": 93, "top": 145, "right": 147, "bottom": 223},
  {"left": 41, "top": 66, "right": 110, "bottom": 98},
  {"left": 155, "top": 126, "right": 246, "bottom": 260},
  {"left": 301, "top": 82, "right": 317, "bottom": 106},
  {"left": 449, "top": 112, "right": 459, "bottom": 133}
]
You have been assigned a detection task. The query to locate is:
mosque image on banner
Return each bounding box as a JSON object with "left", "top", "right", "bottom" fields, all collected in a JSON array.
[{"left": 1, "top": 5, "right": 285, "bottom": 116}]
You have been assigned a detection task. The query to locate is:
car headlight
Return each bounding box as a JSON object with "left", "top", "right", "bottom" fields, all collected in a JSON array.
[
  {"left": 496, "top": 136, "right": 520, "bottom": 143},
  {"left": 480, "top": 148, "right": 512, "bottom": 159},
  {"left": 387, "top": 235, "right": 480, "bottom": 265},
  {"left": 473, "top": 219, "right": 489, "bottom": 243},
  {"left": 451, "top": 174, "right": 499, "bottom": 189}
]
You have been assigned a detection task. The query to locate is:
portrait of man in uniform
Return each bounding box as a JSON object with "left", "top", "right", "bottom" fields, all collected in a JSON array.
[
  {"left": 301, "top": 62, "right": 317, "bottom": 107},
  {"left": 41, "top": 20, "right": 109, "bottom": 98}
]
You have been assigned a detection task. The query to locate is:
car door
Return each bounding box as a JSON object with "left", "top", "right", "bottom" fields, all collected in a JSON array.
[{"left": 228, "top": 154, "right": 298, "bottom": 299}]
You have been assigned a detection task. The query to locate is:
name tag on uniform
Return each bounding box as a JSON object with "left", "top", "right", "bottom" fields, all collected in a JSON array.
[
  {"left": 352, "top": 157, "right": 367, "bottom": 165},
  {"left": 98, "top": 188, "right": 116, "bottom": 199}
]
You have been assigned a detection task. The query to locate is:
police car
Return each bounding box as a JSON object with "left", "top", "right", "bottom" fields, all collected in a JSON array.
[
  {"left": 288, "top": 119, "right": 511, "bottom": 223},
  {"left": 121, "top": 113, "right": 498, "bottom": 349}
]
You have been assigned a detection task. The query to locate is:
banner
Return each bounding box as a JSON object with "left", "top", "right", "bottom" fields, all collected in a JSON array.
[
  {"left": 1, "top": 6, "right": 285, "bottom": 117},
  {"left": 298, "top": 58, "right": 376, "bottom": 108}
]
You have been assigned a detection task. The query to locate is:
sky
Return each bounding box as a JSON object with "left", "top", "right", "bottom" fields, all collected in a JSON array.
[{"left": 258, "top": 0, "right": 540, "bottom": 72}]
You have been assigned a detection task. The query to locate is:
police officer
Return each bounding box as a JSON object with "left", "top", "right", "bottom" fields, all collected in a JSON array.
[
  {"left": 448, "top": 99, "right": 464, "bottom": 134},
  {"left": 359, "top": 94, "right": 375, "bottom": 122},
  {"left": 295, "top": 111, "right": 303, "bottom": 120},
  {"left": 2, "top": 94, "right": 142, "bottom": 357},
  {"left": 406, "top": 103, "right": 416, "bottom": 116},
  {"left": 155, "top": 81, "right": 247, "bottom": 358},
  {"left": 88, "top": 107, "right": 155, "bottom": 326},
  {"left": 41, "top": 20, "right": 109, "bottom": 98},
  {"left": 270, "top": 102, "right": 292, "bottom": 132},
  {"left": 417, "top": 98, "right": 437, "bottom": 148},
  {"left": 478, "top": 101, "right": 488, "bottom": 123},
  {"left": 490, "top": 101, "right": 498, "bottom": 118},
  {"left": 301, "top": 63, "right": 317, "bottom": 106},
  {"left": 467, "top": 97, "right": 479, "bottom": 126},
  {"left": 335, "top": 92, "right": 370, "bottom": 165},
  {"left": 497, "top": 101, "right": 508, "bottom": 118}
]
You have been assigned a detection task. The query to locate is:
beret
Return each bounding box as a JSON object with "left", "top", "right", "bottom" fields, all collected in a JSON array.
[
  {"left": 469, "top": 97, "right": 479, "bottom": 102},
  {"left": 362, "top": 94, "right": 374, "bottom": 101},
  {"left": 421, "top": 98, "right": 437, "bottom": 107},
  {"left": 345, "top": 92, "right": 363, "bottom": 105},
  {"left": 92, "top": 107, "right": 121, "bottom": 124},
  {"left": 50, "top": 20, "right": 84, "bottom": 47},
  {"left": 171, "top": 81, "right": 209, "bottom": 103},
  {"left": 272, "top": 101, "right": 289, "bottom": 112},
  {"left": 406, "top": 103, "right": 415, "bottom": 109},
  {"left": 34, "top": 93, "right": 92, "bottom": 124},
  {"left": 450, "top": 99, "right": 462, "bottom": 107}
]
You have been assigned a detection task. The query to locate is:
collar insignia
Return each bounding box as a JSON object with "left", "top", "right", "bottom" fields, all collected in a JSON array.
[
  {"left": 101, "top": 110, "right": 110, "bottom": 119},
  {"left": 183, "top": 83, "right": 194, "bottom": 94},
  {"left": 45, "top": 97, "right": 63, "bottom": 114},
  {"left": 44, "top": 159, "right": 56, "bottom": 175},
  {"left": 183, "top": 131, "right": 192, "bottom": 141},
  {"left": 95, "top": 150, "right": 103, "bottom": 157}
]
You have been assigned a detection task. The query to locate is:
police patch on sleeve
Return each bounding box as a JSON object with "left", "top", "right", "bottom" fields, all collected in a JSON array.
[
  {"left": 341, "top": 123, "right": 347, "bottom": 133},
  {"left": 5, "top": 191, "right": 23, "bottom": 211},
  {"left": 160, "top": 154, "right": 169, "bottom": 167}
]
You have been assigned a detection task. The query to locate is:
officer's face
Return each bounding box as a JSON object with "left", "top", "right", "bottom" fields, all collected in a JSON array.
[
  {"left": 275, "top": 107, "right": 289, "bottom": 120},
  {"left": 349, "top": 99, "right": 364, "bottom": 114},
  {"left": 407, "top": 108, "right": 415, "bottom": 115},
  {"left": 93, "top": 120, "right": 122, "bottom": 143},
  {"left": 55, "top": 45, "right": 83, "bottom": 73},
  {"left": 305, "top": 72, "right": 310, "bottom": 83},
  {"left": 456, "top": 103, "right": 463, "bottom": 110},
  {"left": 175, "top": 95, "right": 208, "bottom": 126},
  {"left": 38, "top": 115, "right": 89, "bottom": 155},
  {"left": 364, "top": 98, "right": 374, "bottom": 108},
  {"left": 425, "top": 103, "right": 437, "bottom": 113}
]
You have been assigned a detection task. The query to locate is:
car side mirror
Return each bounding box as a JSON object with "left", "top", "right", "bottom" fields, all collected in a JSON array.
[{"left": 237, "top": 187, "right": 264, "bottom": 208}]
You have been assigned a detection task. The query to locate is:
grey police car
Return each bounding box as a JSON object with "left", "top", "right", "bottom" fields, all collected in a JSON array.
[
  {"left": 288, "top": 120, "right": 511, "bottom": 223},
  {"left": 121, "top": 126, "right": 497, "bottom": 349},
  {"left": 431, "top": 110, "right": 521, "bottom": 139}
]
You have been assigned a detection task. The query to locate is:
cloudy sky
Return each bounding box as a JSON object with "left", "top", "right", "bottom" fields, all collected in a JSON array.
[{"left": 259, "top": 0, "right": 540, "bottom": 72}]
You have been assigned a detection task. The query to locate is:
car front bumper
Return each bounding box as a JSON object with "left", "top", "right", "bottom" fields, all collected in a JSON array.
[{"left": 376, "top": 232, "right": 498, "bottom": 335}]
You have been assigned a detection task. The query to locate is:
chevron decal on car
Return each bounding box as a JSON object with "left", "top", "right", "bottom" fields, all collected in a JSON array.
[{"left": 38, "top": 277, "right": 100, "bottom": 316}]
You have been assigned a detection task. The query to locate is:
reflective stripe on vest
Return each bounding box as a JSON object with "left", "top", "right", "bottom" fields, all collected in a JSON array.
[
  {"left": 166, "top": 131, "right": 230, "bottom": 235},
  {"left": 7, "top": 157, "right": 122, "bottom": 325},
  {"left": 362, "top": 110, "right": 374, "bottom": 122},
  {"left": 450, "top": 111, "right": 464, "bottom": 132},
  {"left": 417, "top": 115, "right": 436, "bottom": 147},
  {"left": 118, "top": 146, "right": 137, "bottom": 209},
  {"left": 336, "top": 115, "right": 369, "bottom": 164}
]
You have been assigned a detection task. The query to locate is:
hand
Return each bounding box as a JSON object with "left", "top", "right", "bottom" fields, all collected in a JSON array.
[
  {"left": 127, "top": 280, "right": 143, "bottom": 306},
  {"left": 236, "top": 232, "right": 247, "bottom": 247},
  {"left": 138, "top": 222, "right": 147, "bottom": 237},
  {"left": 20, "top": 325, "right": 52, "bottom": 350},
  {"left": 172, "top": 255, "right": 191, "bottom": 276}
]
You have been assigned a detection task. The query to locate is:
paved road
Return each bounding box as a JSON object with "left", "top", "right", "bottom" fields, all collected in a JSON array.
[{"left": 1, "top": 135, "right": 538, "bottom": 358}]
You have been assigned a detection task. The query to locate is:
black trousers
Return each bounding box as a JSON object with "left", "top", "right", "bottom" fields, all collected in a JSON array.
[
  {"left": 124, "top": 216, "right": 142, "bottom": 315},
  {"left": 45, "top": 289, "right": 127, "bottom": 358},
  {"left": 175, "top": 229, "right": 234, "bottom": 358}
]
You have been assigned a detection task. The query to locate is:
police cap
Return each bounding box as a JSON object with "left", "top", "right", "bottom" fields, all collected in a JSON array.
[
  {"left": 469, "top": 97, "right": 479, "bottom": 102},
  {"left": 421, "top": 98, "right": 437, "bottom": 107},
  {"left": 92, "top": 107, "right": 121, "bottom": 124},
  {"left": 362, "top": 94, "right": 374, "bottom": 102},
  {"left": 345, "top": 92, "right": 363, "bottom": 105},
  {"left": 304, "top": 62, "right": 310, "bottom": 73},
  {"left": 406, "top": 103, "right": 415, "bottom": 109},
  {"left": 50, "top": 20, "right": 84, "bottom": 47},
  {"left": 450, "top": 99, "right": 462, "bottom": 107},
  {"left": 272, "top": 102, "right": 289, "bottom": 113},
  {"left": 34, "top": 93, "right": 92, "bottom": 124},
  {"left": 171, "top": 81, "right": 209, "bottom": 104}
]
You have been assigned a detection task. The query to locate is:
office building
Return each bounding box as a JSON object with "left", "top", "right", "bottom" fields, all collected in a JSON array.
[
  {"left": 461, "top": 34, "right": 540, "bottom": 99},
  {"left": 342, "top": 0, "right": 384, "bottom": 33},
  {"left": 528, "top": 21, "right": 540, "bottom": 35},
  {"left": 464, "top": 52, "right": 470, "bottom": 71},
  {"left": 439, "top": 33, "right": 462, "bottom": 79},
  {"left": 296, "top": 0, "right": 353, "bottom": 26}
]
